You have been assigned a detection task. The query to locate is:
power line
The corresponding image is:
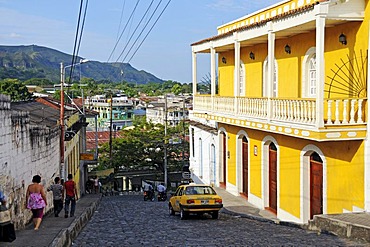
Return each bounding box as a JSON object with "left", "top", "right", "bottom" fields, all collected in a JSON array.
[
  {"left": 75, "top": 0, "right": 89, "bottom": 65},
  {"left": 68, "top": 0, "right": 85, "bottom": 84},
  {"left": 121, "top": 0, "right": 162, "bottom": 63},
  {"left": 115, "top": 0, "right": 155, "bottom": 64},
  {"left": 67, "top": 0, "right": 88, "bottom": 103},
  {"left": 107, "top": 0, "right": 140, "bottom": 62},
  {"left": 127, "top": 0, "right": 172, "bottom": 63},
  {"left": 116, "top": 0, "right": 126, "bottom": 41}
]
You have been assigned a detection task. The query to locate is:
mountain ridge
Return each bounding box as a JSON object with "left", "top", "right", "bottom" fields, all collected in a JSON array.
[{"left": 0, "top": 45, "right": 164, "bottom": 84}]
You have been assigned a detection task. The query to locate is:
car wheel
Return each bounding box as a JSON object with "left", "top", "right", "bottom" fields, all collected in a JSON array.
[
  {"left": 211, "top": 211, "right": 219, "bottom": 219},
  {"left": 180, "top": 207, "right": 187, "bottom": 220},
  {"left": 169, "top": 204, "right": 175, "bottom": 216}
]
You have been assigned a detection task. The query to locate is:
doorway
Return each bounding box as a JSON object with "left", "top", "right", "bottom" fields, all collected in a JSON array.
[
  {"left": 242, "top": 136, "right": 248, "bottom": 197},
  {"left": 220, "top": 132, "right": 227, "bottom": 188},
  {"left": 268, "top": 143, "right": 277, "bottom": 213},
  {"left": 310, "top": 152, "right": 323, "bottom": 219}
]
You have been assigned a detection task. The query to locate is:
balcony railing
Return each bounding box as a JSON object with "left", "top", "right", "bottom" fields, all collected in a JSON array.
[{"left": 194, "top": 95, "right": 367, "bottom": 127}]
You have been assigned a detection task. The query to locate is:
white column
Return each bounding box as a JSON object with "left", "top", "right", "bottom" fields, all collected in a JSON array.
[
  {"left": 234, "top": 35, "right": 240, "bottom": 97},
  {"left": 364, "top": 21, "right": 370, "bottom": 211},
  {"left": 267, "top": 25, "right": 275, "bottom": 121},
  {"left": 315, "top": 8, "right": 326, "bottom": 128},
  {"left": 211, "top": 45, "right": 216, "bottom": 96},
  {"left": 192, "top": 50, "right": 197, "bottom": 95},
  {"left": 234, "top": 34, "right": 240, "bottom": 115}
]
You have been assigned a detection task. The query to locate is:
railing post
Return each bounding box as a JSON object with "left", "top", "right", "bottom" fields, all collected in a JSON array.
[
  {"left": 334, "top": 100, "right": 340, "bottom": 124},
  {"left": 358, "top": 99, "right": 364, "bottom": 124},
  {"left": 326, "top": 100, "right": 333, "bottom": 124},
  {"left": 343, "top": 99, "right": 348, "bottom": 124},
  {"left": 349, "top": 99, "right": 356, "bottom": 124}
]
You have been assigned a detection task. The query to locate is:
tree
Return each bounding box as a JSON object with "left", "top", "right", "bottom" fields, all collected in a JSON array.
[
  {"left": 97, "top": 121, "right": 189, "bottom": 174},
  {"left": 171, "top": 84, "right": 182, "bottom": 95},
  {"left": 24, "top": 78, "right": 52, "bottom": 86},
  {"left": 0, "top": 78, "right": 33, "bottom": 101},
  {"left": 53, "top": 89, "right": 61, "bottom": 100}
]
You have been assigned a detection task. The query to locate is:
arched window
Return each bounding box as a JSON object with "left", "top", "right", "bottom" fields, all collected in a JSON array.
[
  {"left": 302, "top": 47, "right": 316, "bottom": 98},
  {"left": 263, "top": 58, "right": 278, "bottom": 97},
  {"left": 308, "top": 55, "right": 317, "bottom": 97},
  {"left": 199, "top": 138, "right": 203, "bottom": 177},
  {"left": 239, "top": 60, "right": 245, "bottom": 96}
]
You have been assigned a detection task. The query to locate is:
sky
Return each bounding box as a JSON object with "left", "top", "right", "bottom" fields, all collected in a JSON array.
[{"left": 0, "top": 0, "right": 281, "bottom": 83}]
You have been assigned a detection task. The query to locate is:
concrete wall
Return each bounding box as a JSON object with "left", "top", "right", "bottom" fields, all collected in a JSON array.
[{"left": 0, "top": 94, "right": 60, "bottom": 229}]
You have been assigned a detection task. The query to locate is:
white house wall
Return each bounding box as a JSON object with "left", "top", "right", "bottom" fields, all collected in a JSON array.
[
  {"left": 0, "top": 95, "right": 59, "bottom": 229},
  {"left": 189, "top": 125, "right": 218, "bottom": 186}
]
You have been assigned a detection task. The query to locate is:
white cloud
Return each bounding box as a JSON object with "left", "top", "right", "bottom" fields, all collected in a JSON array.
[
  {"left": 9, "top": 32, "right": 22, "bottom": 38},
  {"left": 0, "top": 7, "right": 75, "bottom": 51}
]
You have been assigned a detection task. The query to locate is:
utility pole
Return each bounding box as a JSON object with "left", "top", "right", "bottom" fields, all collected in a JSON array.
[
  {"left": 59, "top": 59, "right": 89, "bottom": 181},
  {"left": 164, "top": 94, "right": 168, "bottom": 188},
  {"left": 109, "top": 94, "right": 113, "bottom": 166},
  {"left": 60, "top": 62, "right": 65, "bottom": 180},
  {"left": 182, "top": 96, "right": 185, "bottom": 167}
]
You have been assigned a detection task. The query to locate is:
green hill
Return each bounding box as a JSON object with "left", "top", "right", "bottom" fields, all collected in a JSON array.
[{"left": 0, "top": 45, "right": 164, "bottom": 84}]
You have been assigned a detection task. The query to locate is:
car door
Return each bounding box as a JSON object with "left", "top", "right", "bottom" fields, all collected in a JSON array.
[{"left": 172, "top": 186, "right": 183, "bottom": 212}]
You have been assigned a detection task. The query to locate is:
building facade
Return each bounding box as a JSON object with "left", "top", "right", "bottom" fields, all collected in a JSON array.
[
  {"left": 189, "top": 0, "right": 369, "bottom": 224},
  {"left": 0, "top": 95, "right": 58, "bottom": 229},
  {"left": 85, "top": 95, "right": 134, "bottom": 131},
  {"left": 146, "top": 96, "right": 190, "bottom": 126},
  {"left": 0, "top": 95, "right": 86, "bottom": 229}
]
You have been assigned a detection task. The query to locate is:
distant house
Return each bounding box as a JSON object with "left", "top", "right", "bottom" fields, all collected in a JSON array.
[
  {"left": 84, "top": 94, "right": 134, "bottom": 131},
  {"left": 146, "top": 95, "right": 191, "bottom": 126}
]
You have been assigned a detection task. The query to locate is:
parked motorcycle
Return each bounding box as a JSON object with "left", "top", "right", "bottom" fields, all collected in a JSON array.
[
  {"left": 144, "top": 190, "right": 154, "bottom": 201},
  {"left": 157, "top": 191, "right": 167, "bottom": 201}
]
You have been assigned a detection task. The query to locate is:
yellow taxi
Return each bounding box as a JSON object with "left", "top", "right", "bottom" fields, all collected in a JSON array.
[{"left": 169, "top": 184, "right": 223, "bottom": 220}]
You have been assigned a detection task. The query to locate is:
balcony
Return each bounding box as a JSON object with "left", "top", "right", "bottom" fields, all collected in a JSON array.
[{"left": 193, "top": 95, "right": 367, "bottom": 141}]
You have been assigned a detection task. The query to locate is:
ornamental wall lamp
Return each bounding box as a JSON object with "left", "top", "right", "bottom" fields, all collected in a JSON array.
[
  {"left": 249, "top": 51, "right": 255, "bottom": 60},
  {"left": 222, "top": 57, "right": 227, "bottom": 64},
  {"left": 339, "top": 33, "right": 347, "bottom": 45},
  {"left": 285, "top": 44, "right": 291, "bottom": 54}
]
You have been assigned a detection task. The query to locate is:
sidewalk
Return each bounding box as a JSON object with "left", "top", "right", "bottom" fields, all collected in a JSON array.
[
  {"left": 213, "top": 187, "right": 279, "bottom": 223},
  {"left": 1, "top": 193, "right": 101, "bottom": 247}
]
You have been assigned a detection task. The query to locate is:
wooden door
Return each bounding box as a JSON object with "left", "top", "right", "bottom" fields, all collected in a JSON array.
[
  {"left": 220, "top": 133, "right": 227, "bottom": 188},
  {"left": 242, "top": 137, "right": 248, "bottom": 197},
  {"left": 269, "top": 143, "right": 277, "bottom": 213},
  {"left": 310, "top": 153, "right": 323, "bottom": 219}
]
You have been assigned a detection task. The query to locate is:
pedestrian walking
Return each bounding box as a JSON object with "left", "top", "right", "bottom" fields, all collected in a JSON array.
[
  {"left": 47, "top": 177, "right": 64, "bottom": 217},
  {"left": 64, "top": 174, "right": 78, "bottom": 218},
  {"left": 25, "top": 175, "right": 47, "bottom": 230},
  {"left": 94, "top": 177, "right": 99, "bottom": 194}
]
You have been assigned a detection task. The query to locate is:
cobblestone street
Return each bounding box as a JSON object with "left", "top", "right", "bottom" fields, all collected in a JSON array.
[{"left": 72, "top": 195, "right": 367, "bottom": 247}]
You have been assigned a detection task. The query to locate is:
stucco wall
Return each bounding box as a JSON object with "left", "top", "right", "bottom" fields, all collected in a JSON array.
[
  {"left": 0, "top": 95, "right": 60, "bottom": 229},
  {"left": 189, "top": 124, "right": 218, "bottom": 185},
  {"left": 219, "top": 123, "right": 365, "bottom": 221}
]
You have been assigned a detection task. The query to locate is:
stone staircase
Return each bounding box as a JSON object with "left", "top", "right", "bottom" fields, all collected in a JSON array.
[{"left": 308, "top": 213, "right": 370, "bottom": 243}]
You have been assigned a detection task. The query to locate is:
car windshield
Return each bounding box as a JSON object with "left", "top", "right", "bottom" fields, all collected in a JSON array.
[{"left": 185, "top": 186, "right": 216, "bottom": 195}]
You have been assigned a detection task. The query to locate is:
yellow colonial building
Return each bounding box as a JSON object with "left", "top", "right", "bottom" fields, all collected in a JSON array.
[{"left": 189, "top": 0, "right": 369, "bottom": 224}]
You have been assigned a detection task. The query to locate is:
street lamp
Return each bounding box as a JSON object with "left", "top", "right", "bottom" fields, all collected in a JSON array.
[{"left": 60, "top": 59, "right": 89, "bottom": 179}]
